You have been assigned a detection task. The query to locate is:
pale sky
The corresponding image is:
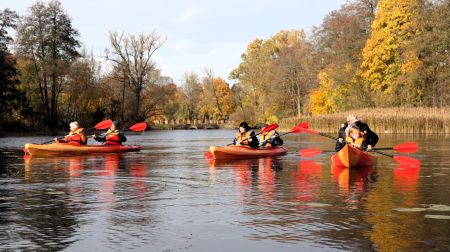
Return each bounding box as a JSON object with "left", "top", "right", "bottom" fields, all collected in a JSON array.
[{"left": 1, "top": 0, "right": 348, "bottom": 84}]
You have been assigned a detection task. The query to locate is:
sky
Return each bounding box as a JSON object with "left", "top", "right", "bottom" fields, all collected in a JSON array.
[{"left": 1, "top": 0, "right": 348, "bottom": 84}]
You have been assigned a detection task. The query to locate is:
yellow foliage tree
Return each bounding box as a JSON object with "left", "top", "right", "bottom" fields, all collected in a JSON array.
[
  {"left": 359, "top": 0, "right": 420, "bottom": 96},
  {"left": 309, "top": 71, "right": 336, "bottom": 115}
]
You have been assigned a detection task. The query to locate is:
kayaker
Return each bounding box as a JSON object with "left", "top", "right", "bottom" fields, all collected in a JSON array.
[
  {"left": 92, "top": 121, "right": 127, "bottom": 146},
  {"left": 55, "top": 121, "right": 87, "bottom": 146},
  {"left": 233, "top": 121, "right": 259, "bottom": 148},
  {"left": 345, "top": 125, "right": 365, "bottom": 149},
  {"left": 335, "top": 114, "right": 378, "bottom": 151},
  {"left": 259, "top": 124, "right": 283, "bottom": 148}
]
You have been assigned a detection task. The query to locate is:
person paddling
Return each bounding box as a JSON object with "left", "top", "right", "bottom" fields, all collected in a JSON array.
[
  {"left": 335, "top": 114, "right": 378, "bottom": 151},
  {"left": 259, "top": 124, "right": 283, "bottom": 148},
  {"left": 346, "top": 125, "right": 366, "bottom": 149},
  {"left": 92, "top": 121, "right": 127, "bottom": 146},
  {"left": 233, "top": 121, "right": 259, "bottom": 148},
  {"left": 55, "top": 121, "right": 87, "bottom": 146}
]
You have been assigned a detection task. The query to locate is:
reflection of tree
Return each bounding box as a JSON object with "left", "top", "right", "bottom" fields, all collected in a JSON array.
[
  {"left": 364, "top": 164, "right": 419, "bottom": 251},
  {"left": 9, "top": 155, "right": 84, "bottom": 250}
]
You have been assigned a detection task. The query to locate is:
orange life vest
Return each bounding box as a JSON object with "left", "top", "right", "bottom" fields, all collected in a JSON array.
[
  {"left": 235, "top": 130, "right": 254, "bottom": 146},
  {"left": 259, "top": 130, "right": 276, "bottom": 148},
  {"left": 63, "top": 128, "right": 87, "bottom": 146},
  {"left": 105, "top": 130, "right": 122, "bottom": 146},
  {"left": 345, "top": 136, "right": 364, "bottom": 148}
]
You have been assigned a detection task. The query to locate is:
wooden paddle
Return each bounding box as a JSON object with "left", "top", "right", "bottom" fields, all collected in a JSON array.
[
  {"left": 41, "top": 119, "right": 113, "bottom": 144},
  {"left": 298, "top": 125, "right": 420, "bottom": 166}
]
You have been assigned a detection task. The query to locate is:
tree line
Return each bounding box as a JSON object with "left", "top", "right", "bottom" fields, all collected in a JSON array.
[
  {"left": 230, "top": 0, "right": 450, "bottom": 123},
  {"left": 1, "top": 0, "right": 449, "bottom": 131},
  {"left": 0, "top": 1, "right": 235, "bottom": 130}
]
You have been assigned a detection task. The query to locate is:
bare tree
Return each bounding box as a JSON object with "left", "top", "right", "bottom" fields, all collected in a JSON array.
[{"left": 106, "top": 31, "right": 165, "bottom": 121}]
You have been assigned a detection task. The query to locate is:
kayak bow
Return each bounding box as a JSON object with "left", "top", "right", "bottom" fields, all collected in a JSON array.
[{"left": 331, "top": 144, "right": 376, "bottom": 169}]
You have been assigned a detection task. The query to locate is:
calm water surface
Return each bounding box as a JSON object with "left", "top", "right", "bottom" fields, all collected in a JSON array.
[{"left": 0, "top": 130, "right": 449, "bottom": 251}]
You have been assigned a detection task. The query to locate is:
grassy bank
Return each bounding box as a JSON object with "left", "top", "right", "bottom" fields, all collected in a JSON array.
[{"left": 279, "top": 107, "right": 450, "bottom": 134}]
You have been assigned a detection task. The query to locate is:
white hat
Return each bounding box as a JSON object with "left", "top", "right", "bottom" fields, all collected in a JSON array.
[{"left": 69, "top": 121, "right": 80, "bottom": 129}]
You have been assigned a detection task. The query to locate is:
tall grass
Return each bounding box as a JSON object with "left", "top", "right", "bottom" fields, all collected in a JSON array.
[{"left": 279, "top": 107, "right": 450, "bottom": 134}]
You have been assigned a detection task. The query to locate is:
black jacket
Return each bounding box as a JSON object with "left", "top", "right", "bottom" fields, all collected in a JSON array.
[
  {"left": 233, "top": 130, "right": 259, "bottom": 148},
  {"left": 335, "top": 121, "right": 379, "bottom": 151}
]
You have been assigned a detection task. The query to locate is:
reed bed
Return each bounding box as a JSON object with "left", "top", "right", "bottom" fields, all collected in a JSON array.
[{"left": 279, "top": 107, "right": 450, "bottom": 134}]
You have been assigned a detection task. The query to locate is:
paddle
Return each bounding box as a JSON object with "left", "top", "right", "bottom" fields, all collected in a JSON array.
[
  {"left": 41, "top": 119, "right": 113, "bottom": 144},
  {"left": 259, "top": 121, "right": 309, "bottom": 146},
  {"left": 300, "top": 142, "right": 418, "bottom": 157},
  {"left": 372, "top": 142, "right": 418, "bottom": 153},
  {"left": 298, "top": 125, "right": 420, "bottom": 166},
  {"left": 90, "top": 122, "right": 148, "bottom": 138}
]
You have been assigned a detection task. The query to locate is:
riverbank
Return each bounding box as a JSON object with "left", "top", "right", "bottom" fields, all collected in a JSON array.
[{"left": 279, "top": 107, "right": 450, "bottom": 134}]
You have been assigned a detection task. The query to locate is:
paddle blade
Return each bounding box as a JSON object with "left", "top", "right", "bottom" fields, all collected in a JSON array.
[
  {"left": 298, "top": 127, "right": 320, "bottom": 135},
  {"left": 95, "top": 119, "right": 113, "bottom": 130},
  {"left": 290, "top": 121, "right": 309, "bottom": 133},
  {"left": 299, "top": 148, "right": 323, "bottom": 157},
  {"left": 260, "top": 123, "right": 279, "bottom": 134},
  {"left": 204, "top": 151, "right": 214, "bottom": 160},
  {"left": 393, "top": 142, "right": 418, "bottom": 153},
  {"left": 129, "top": 122, "right": 148, "bottom": 132},
  {"left": 394, "top": 156, "right": 421, "bottom": 167}
]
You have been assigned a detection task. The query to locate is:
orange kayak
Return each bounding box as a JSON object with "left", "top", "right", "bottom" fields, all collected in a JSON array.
[
  {"left": 209, "top": 145, "right": 287, "bottom": 160},
  {"left": 24, "top": 143, "right": 141, "bottom": 156},
  {"left": 331, "top": 144, "right": 376, "bottom": 169}
]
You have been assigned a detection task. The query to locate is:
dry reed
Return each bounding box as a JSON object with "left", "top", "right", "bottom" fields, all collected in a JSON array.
[{"left": 279, "top": 107, "right": 450, "bottom": 134}]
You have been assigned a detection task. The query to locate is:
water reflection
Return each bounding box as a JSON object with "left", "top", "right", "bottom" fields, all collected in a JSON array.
[
  {"left": 291, "top": 160, "right": 322, "bottom": 202},
  {"left": 0, "top": 154, "right": 155, "bottom": 251},
  {"left": 331, "top": 164, "right": 376, "bottom": 195}
]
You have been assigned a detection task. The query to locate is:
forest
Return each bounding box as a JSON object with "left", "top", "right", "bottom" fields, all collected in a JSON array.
[{"left": 1, "top": 0, "right": 449, "bottom": 131}]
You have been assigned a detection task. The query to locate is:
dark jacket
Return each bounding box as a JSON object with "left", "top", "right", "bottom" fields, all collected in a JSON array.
[
  {"left": 233, "top": 130, "right": 259, "bottom": 148},
  {"left": 335, "top": 121, "right": 379, "bottom": 151},
  {"left": 94, "top": 131, "right": 127, "bottom": 145}
]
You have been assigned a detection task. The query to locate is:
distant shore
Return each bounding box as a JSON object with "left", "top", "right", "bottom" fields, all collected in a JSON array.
[{"left": 279, "top": 107, "right": 450, "bottom": 134}]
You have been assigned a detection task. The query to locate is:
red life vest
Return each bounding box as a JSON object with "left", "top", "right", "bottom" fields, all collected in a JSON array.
[
  {"left": 64, "top": 128, "right": 87, "bottom": 146},
  {"left": 105, "top": 130, "right": 122, "bottom": 146}
]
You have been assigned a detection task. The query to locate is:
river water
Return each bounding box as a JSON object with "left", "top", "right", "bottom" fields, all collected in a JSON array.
[{"left": 0, "top": 130, "right": 449, "bottom": 251}]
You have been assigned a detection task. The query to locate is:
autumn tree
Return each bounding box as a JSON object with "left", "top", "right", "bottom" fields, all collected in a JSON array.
[
  {"left": 180, "top": 72, "right": 202, "bottom": 121},
  {"left": 230, "top": 38, "right": 274, "bottom": 123},
  {"left": 309, "top": 0, "right": 378, "bottom": 113},
  {"left": 271, "top": 30, "right": 316, "bottom": 117},
  {"left": 58, "top": 50, "right": 107, "bottom": 125},
  {"left": 410, "top": 0, "right": 450, "bottom": 106},
  {"left": 16, "top": 0, "right": 80, "bottom": 128},
  {"left": 197, "top": 70, "right": 235, "bottom": 121},
  {"left": 358, "top": 0, "right": 421, "bottom": 106},
  {"left": 106, "top": 31, "right": 165, "bottom": 121}
]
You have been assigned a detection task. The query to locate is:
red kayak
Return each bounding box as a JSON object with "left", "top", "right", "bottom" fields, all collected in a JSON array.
[
  {"left": 331, "top": 144, "right": 376, "bottom": 169},
  {"left": 24, "top": 143, "right": 141, "bottom": 156},
  {"left": 208, "top": 145, "right": 287, "bottom": 160}
]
